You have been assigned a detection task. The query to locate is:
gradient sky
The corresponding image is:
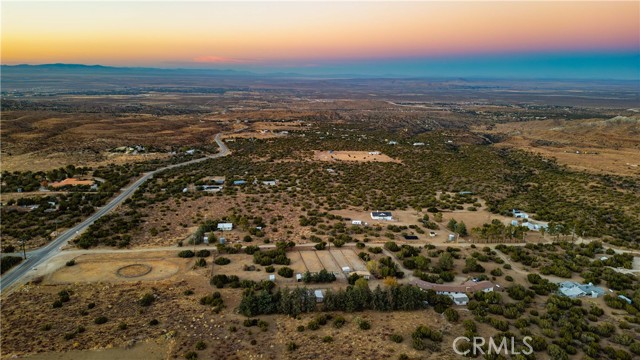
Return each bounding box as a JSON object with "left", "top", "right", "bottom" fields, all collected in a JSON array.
[{"left": 2, "top": 1, "right": 639, "bottom": 79}]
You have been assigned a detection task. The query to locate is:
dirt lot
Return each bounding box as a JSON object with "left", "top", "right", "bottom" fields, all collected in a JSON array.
[
  {"left": 313, "top": 150, "right": 400, "bottom": 163},
  {"left": 46, "top": 253, "right": 186, "bottom": 284}
]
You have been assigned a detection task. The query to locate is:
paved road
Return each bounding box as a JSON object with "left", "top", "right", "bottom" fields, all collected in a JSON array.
[{"left": 0, "top": 133, "right": 229, "bottom": 292}]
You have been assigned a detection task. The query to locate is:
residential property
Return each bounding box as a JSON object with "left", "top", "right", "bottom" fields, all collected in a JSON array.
[
  {"left": 262, "top": 180, "right": 277, "bottom": 186},
  {"left": 185, "top": 149, "right": 196, "bottom": 155},
  {"left": 413, "top": 142, "right": 425, "bottom": 146},
  {"left": 351, "top": 220, "right": 363, "bottom": 225},
  {"left": 388, "top": 141, "right": 398, "bottom": 145},
  {"left": 201, "top": 185, "right": 223, "bottom": 192},
  {"left": 410, "top": 279, "right": 494, "bottom": 305},
  {"left": 512, "top": 209, "right": 529, "bottom": 219},
  {"left": 557, "top": 281, "right": 605, "bottom": 298},
  {"left": 233, "top": 180, "right": 247, "bottom": 186},
  {"left": 217, "top": 223, "right": 233, "bottom": 231},
  {"left": 370, "top": 211, "right": 393, "bottom": 221}
]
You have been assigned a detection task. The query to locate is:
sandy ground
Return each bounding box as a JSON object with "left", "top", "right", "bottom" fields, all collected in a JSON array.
[
  {"left": 313, "top": 150, "right": 400, "bottom": 163},
  {"left": 2, "top": 151, "right": 172, "bottom": 173},
  {"left": 20, "top": 340, "right": 168, "bottom": 360}
]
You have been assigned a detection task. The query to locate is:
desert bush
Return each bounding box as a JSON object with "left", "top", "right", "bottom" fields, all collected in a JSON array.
[{"left": 178, "top": 250, "right": 195, "bottom": 258}]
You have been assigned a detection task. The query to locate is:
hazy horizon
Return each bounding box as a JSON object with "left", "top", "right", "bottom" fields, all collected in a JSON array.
[{"left": 2, "top": 1, "right": 639, "bottom": 80}]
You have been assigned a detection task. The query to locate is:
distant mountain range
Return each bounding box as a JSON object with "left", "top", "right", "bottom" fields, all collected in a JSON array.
[{"left": 1, "top": 63, "right": 258, "bottom": 76}]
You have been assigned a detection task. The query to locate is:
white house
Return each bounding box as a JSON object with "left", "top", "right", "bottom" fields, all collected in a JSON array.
[
  {"left": 371, "top": 211, "right": 393, "bottom": 221},
  {"left": 410, "top": 279, "right": 494, "bottom": 306},
  {"left": 512, "top": 209, "right": 529, "bottom": 219},
  {"left": 217, "top": 223, "right": 233, "bottom": 231}
]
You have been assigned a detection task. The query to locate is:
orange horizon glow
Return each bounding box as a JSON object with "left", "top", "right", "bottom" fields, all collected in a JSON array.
[{"left": 1, "top": 2, "right": 638, "bottom": 67}]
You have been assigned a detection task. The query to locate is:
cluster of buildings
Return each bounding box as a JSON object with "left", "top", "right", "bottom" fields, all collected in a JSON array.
[
  {"left": 410, "top": 279, "right": 495, "bottom": 306},
  {"left": 557, "top": 281, "right": 605, "bottom": 298}
]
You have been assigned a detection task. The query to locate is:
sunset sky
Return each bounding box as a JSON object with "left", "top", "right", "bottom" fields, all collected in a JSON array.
[{"left": 2, "top": 1, "right": 639, "bottom": 79}]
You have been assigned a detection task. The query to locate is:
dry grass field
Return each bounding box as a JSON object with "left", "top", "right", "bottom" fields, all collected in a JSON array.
[
  {"left": 0, "top": 111, "right": 222, "bottom": 171},
  {"left": 476, "top": 116, "right": 640, "bottom": 176}
]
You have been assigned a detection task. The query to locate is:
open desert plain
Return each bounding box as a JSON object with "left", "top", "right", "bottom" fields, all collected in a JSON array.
[{"left": 2, "top": 1, "right": 640, "bottom": 360}]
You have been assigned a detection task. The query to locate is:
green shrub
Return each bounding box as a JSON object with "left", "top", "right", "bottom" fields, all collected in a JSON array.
[
  {"left": 184, "top": 351, "right": 198, "bottom": 360},
  {"left": 195, "top": 341, "right": 207, "bottom": 350},
  {"left": 358, "top": 319, "right": 371, "bottom": 330},
  {"left": 139, "top": 293, "right": 155, "bottom": 307},
  {"left": 322, "top": 336, "right": 333, "bottom": 343},
  {"left": 66, "top": 260, "right": 76, "bottom": 266},
  {"left": 149, "top": 319, "right": 159, "bottom": 326},
  {"left": 178, "top": 250, "right": 195, "bottom": 258},
  {"left": 391, "top": 334, "right": 404, "bottom": 343},
  {"left": 277, "top": 267, "right": 294, "bottom": 278},
  {"left": 118, "top": 322, "right": 128, "bottom": 330},
  {"left": 195, "top": 258, "right": 207, "bottom": 267},
  {"left": 196, "top": 250, "right": 211, "bottom": 257},
  {"left": 94, "top": 316, "right": 108, "bottom": 324},
  {"left": 287, "top": 342, "right": 298, "bottom": 352},
  {"left": 214, "top": 257, "right": 231, "bottom": 265},
  {"left": 333, "top": 316, "right": 346, "bottom": 328}
]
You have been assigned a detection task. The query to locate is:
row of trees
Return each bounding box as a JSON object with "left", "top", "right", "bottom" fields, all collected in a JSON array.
[{"left": 238, "top": 283, "right": 452, "bottom": 317}]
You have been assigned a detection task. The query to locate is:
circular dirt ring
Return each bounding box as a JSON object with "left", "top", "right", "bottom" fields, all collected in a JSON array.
[{"left": 116, "top": 264, "right": 153, "bottom": 278}]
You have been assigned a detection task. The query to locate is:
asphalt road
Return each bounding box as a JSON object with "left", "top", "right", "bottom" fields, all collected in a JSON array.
[{"left": 0, "top": 133, "right": 229, "bottom": 292}]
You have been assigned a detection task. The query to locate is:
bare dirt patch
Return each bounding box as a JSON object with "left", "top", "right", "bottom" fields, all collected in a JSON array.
[
  {"left": 46, "top": 252, "right": 186, "bottom": 284},
  {"left": 313, "top": 150, "right": 400, "bottom": 163}
]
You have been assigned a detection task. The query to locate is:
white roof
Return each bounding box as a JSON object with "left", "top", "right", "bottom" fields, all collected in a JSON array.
[
  {"left": 560, "top": 287, "right": 585, "bottom": 297},
  {"left": 451, "top": 293, "right": 469, "bottom": 300},
  {"left": 314, "top": 290, "right": 324, "bottom": 298}
]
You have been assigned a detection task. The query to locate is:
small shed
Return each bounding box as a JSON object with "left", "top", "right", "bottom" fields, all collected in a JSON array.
[
  {"left": 296, "top": 273, "right": 303, "bottom": 282},
  {"left": 404, "top": 235, "right": 419, "bottom": 240},
  {"left": 352, "top": 220, "right": 363, "bottom": 225},
  {"left": 268, "top": 274, "right": 276, "bottom": 282},
  {"left": 314, "top": 290, "right": 325, "bottom": 303},
  {"left": 342, "top": 266, "right": 351, "bottom": 274}
]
